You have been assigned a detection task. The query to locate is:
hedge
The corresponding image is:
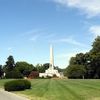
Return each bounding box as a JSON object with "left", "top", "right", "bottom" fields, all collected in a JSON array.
[{"left": 4, "top": 79, "right": 31, "bottom": 91}]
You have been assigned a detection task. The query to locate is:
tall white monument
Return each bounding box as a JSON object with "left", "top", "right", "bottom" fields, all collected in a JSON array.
[
  {"left": 39, "top": 45, "right": 61, "bottom": 78},
  {"left": 50, "top": 45, "right": 54, "bottom": 70}
]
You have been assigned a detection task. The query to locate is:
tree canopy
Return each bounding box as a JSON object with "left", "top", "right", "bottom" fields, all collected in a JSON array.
[
  {"left": 5, "top": 55, "right": 15, "bottom": 71},
  {"left": 15, "top": 61, "right": 34, "bottom": 77},
  {"left": 66, "top": 36, "right": 100, "bottom": 79}
]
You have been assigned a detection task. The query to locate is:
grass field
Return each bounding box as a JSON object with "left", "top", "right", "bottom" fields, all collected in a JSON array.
[{"left": 1, "top": 79, "right": 100, "bottom": 100}]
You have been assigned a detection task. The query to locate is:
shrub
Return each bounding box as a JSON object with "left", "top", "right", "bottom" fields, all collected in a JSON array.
[
  {"left": 4, "top": 79, "right": 31, "bottom": 91},
  {"left": 22, "top": 79, "right": 31, "bottom": 89},
  {"left": 28, "top": 71, "right": 39, "bottom": 79}
]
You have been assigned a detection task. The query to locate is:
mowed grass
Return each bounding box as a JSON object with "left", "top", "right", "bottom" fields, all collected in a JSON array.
[{"left": 1, "top": 79, "right": 100, "bottom": 100}]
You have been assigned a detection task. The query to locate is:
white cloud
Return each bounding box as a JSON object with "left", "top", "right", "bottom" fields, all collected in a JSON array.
[
  {"left": 53, "top": 0, "right": 100, "bottom": 17},
  {"left": 7, "top": 47, "right": 12, "bottom": 51},
  {"left": 21, "top": 29, "right": 41, "bottom": 37},
  {"left": 30, "top": 33, "right": 55, "bottom": 42},
  {"left": 60, "top": 37, "right": 86, "bottom": 47},
  {"left": 21, "top": 29, "right": 56, "bottom": 42},
  {"left": 89, "top": 25, "right": 100, "bottom": 37},
  {"left": 30, "top": 35, "right": 39, "bottom": 41}
]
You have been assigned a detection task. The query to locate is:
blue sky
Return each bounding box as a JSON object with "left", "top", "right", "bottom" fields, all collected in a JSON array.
[{"left": 0, "top": 0, "right": 100, "bottom": 68}]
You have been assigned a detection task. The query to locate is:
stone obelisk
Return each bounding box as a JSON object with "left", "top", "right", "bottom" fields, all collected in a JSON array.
[{"left": 50, "top": 45, "right": 54, "bottom": 70}]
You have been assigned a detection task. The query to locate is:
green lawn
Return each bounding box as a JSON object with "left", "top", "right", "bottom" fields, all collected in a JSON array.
[{"left": 1, "top": 79, "right": 100, "bottom": 100}]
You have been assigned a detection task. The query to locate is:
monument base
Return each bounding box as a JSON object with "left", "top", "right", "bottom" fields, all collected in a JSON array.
[{"left": 39, "top": 68, "right": 61, "bottom": 78}]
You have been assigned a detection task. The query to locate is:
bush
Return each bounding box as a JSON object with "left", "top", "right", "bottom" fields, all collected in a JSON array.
[
  {"left": 28, "top": 71, "right": 39, "bottom": 79},
  {"left": 22, "top": 79, "right": 31, "bottom": 89},
  {"left": 4, "top": 79, "right": 31, "bottom": 91}
]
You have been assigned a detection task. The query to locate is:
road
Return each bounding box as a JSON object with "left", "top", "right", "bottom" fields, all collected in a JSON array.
[{"left": 0, "top": 90, "right": 29, "bottom": 100}]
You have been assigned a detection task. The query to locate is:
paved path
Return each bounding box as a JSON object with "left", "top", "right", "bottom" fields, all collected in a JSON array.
[{"left": 0, "top": 90, "right": 29, "bottom": 100}]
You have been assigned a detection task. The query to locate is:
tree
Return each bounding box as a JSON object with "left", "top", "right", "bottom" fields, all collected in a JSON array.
[
  {"left": 15, "top": 61, "right": 34, "bottom": 77},
  {"left": 89, "top": 36, "right": 100, "bottom": 78},
  {"left": 5, "top": 55, "right": 15, "bottom": 71},
  {"left": 90, "top": 36, "right": 100, "bottom": 53},
  {"left": 64, "top": 53, "right": 87, "bottom": 78},
  {"left": 35, "top": 63, "right": 49, "bottom": 73},
  {"left": 67, "top": 65, "right": 86, "bottom": 79},
  {"left": 67, "top": 36, "right": 100, "bottom": 79},
  {"left": 0, "top": 65, "right": 3, "bottom": 78},
  {"left": 88, "top": 52, "right": 100, "bottom": 78},
  {"left": 5, "top": 68, "right": 23, "bottom": 79},
  {"left": 35, "top": 64, "right": 42, "bottom": 72},
  {"left": 69, "top": 57, "right": 77, "bottom": 65},
  {"left": 42, "top": 63, "right": 49, "bottom": 72},
  {"left": 54, "top": 66, "right": 64, "bottom": 72},
  {"left": 69, "top": 53, "right": 87, "bottom": 66},
  {"left": 3, "top": 56, "right": 23, "bottom": 79}
]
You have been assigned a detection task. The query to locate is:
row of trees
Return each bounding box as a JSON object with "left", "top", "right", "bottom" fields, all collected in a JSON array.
[
  {"left": 0, "top": 56, "right": 62, "bottom": 79},
  {"left": 1, "top": 37, "right": 99, "bottom": 79},
  {"left": 65, "top": 36, "right": 100, "bottom": 79}
]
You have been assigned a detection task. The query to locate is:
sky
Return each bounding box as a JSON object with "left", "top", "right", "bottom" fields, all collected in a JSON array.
[{"left": 0, "top": 0, "right": 100, "bottom": 68}]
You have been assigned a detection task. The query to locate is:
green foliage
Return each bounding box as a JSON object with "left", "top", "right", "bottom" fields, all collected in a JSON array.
[
  {"left": 35, "top": 63, "right": 63, "bottom": 73},
  {"left": 0, "top": 65, "right": 3, "bottom": 78},
  {"left": 91, "top": 36, "right": 100, "bottom": 53},
  {"left": 69, "top": 53, "right": 86, "bottom": 65},
  {"left": 67, "top": 65, "right": 86, "bottom": 79},
  {"left": 15, "top": 61, "right": 34, "bottom": 77},
  {"left": 4, "top": 79, "right": 31, "bottom": 91},
  {"left": 5, "top": 69, "right": 23, "bottom": 79},
  {"left": 54, "top": 66, "right": 64, "bottom": 72},
  {"left": 35, "top": 63, "right": 49, "bottom": 73},
  {"left": 86, "top": 36, "right": 100, "bottom": 78},
  {"left": 5, "top": 55, "right": 15, "bottom": 71},
  {"left": 67, "top": 36, "right": 100, "bottom": 79},
  {"left": 3, "top": 55, "right": 19, "bottom": 79},
  {"left": 21, "top": 79, "right": 31, "bottom": 89},
  {"left": 42, "top": 63, "right": 49, "bottom": 72}
]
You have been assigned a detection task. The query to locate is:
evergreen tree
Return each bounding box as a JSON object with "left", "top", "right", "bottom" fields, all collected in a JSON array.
[{"left": 5, "top": 55, "right": 15, "bottom": 71}]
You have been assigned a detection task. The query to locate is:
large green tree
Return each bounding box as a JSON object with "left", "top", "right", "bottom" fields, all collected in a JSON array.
[
  {"left": 5, "top": 55, "right": 15, "bottom": 71},
  {"left": 66, "top": 53, "right": 87, "bottom": 78},
  {"left": 69, "top": 53, "right": 86, "bottom": 65},
  {"left": 66, "top": 36, "right": 100, "bottom": 79},
  {"left": 15, "top": 61, "right": 34, "bottom": 77},
  {"left": 88, "top": 52, "right": 100, "bottom": 78},
  {"left": 89, "top": 36, "right": 100, "bottom": 78},
  {"left": 67, "top": 65, "right": 86, "bottom": 79},
  {"left": 90, "top": 36, "right": 100, "bottom": 53},
  {"left": 4, "top": 55, "right": 23, "bottom": 79}
]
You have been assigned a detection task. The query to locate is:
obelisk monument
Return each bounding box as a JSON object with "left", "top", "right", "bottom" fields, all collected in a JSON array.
[
  {"left": 39, "top": 45, "right": 61, "bottom": 78},
  {"left": 50, "top": 45, "right": 54, "bottom": 70}
]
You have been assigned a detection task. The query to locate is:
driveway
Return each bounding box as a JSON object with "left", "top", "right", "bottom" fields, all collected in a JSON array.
[{"left": 0, "top": 90, "right": 29, "bottom": 100}]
